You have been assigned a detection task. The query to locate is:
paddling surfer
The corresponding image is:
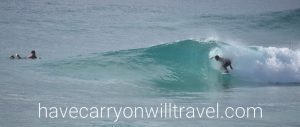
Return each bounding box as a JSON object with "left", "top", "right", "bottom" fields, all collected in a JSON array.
[{"left": 10, "top": 50, "right": 38, "bottom": 59}]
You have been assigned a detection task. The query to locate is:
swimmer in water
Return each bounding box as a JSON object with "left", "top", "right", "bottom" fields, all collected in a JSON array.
[
  {"left": 28, "top": 50, "right": 37, "bottom": 59},
  {"left": 10, "top": 53, "right": 22, "bottom": 59},
  {"left": 9, "top": 50, "right": 38, "bottom": 59}
]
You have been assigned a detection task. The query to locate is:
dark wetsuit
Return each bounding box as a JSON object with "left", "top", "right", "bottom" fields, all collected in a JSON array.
[
  {"left": 28, "top": 55, "right": 37, "bottom": 59},
  {"left": 28, "top": 54, "right": 37, "bottom": 59},
  {"left": 218, "top": 58, "right": 232, "bottom": 72}
]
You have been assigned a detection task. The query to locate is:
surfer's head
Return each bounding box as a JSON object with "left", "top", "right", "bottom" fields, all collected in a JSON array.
[
  {"left": 215, "top": 55, "right": 220, "bottom": 60},
  {"left": 28, "top": 50, "right": 37, "bottom": 59},
  {"left": 31, "top": 50, "right": 36, "bottom": 55}
]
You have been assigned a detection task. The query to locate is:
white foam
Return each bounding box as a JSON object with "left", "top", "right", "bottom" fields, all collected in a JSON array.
[{"left": 211, "top": 44, "right": 300, "bottom": 83}]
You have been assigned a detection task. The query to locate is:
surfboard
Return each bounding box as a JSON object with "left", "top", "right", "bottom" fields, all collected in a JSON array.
[{"left": 222, "top": 72, "right": 230, "bottom": 75}]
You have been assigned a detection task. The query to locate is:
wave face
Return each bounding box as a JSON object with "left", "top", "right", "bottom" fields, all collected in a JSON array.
[{"left": 42, "top": 39, "right": 300, "bottom": 91}]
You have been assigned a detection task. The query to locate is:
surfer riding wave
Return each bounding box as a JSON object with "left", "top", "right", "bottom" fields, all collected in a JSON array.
[{"left": 211, "top": 55, "right": 233, "bottom": 73}]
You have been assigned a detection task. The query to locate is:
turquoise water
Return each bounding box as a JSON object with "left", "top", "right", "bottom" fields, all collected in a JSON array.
[
  {"left": 41, "top": 40, "right": 300, "bottom": 88},
  {"left": 1, "top": 0, "right": 300, "bottom": 127}
]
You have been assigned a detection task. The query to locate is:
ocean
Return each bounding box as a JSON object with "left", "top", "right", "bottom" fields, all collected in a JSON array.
[{"left": 1, "top": 0, "right": 300, "bottom": 126}]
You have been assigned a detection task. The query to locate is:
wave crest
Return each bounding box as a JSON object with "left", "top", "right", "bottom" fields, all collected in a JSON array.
[{"left": 41, "top": 39, "right": 300, "bottom": 89}]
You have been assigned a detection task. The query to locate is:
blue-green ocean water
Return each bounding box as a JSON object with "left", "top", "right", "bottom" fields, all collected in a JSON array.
[{"left": 1, "top": 0, "right": 300, "bottom": 127}]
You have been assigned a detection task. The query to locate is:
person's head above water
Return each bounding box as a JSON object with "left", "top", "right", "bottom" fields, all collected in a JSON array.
[{"left": 28, "top": 50, "right": 37, "bottom": 59}]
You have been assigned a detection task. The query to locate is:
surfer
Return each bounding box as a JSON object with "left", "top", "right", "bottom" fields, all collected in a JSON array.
[
  {"left": 28, "top": 50, "right": 37, "bottom": 59},
  {"left": 211, "top": 55, "right": 233, "bottom": 73},
  {"left": 10, "top": 53, "right": 22, "bottom": 59},
  {"left": 9, "top": 50, "right": 38, "bottom": 59}
]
